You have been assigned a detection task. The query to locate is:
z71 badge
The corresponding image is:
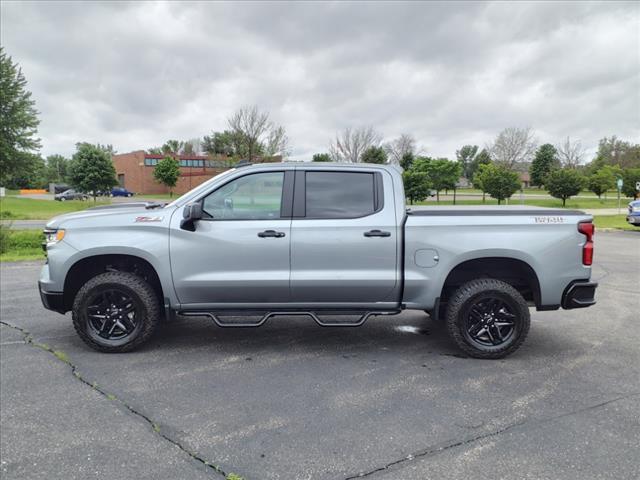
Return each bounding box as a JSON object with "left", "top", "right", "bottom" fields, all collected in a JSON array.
[{"left": 135, "top": 216, "right": 163, "bottom": 222}]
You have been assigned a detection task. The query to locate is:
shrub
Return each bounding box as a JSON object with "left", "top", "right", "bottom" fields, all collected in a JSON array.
[{"left": 0, "top": 225, "right": 10, "bottom": 254}]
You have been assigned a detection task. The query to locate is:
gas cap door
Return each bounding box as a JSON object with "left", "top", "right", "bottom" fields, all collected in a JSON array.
[{"left": 415, "top": 249, "right": 440, "bottom": 268}]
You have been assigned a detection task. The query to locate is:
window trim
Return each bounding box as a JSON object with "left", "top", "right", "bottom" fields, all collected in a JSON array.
[
  {"left": 293, "top": 170, "right": 384, "bottom": 220},
  {"left": 197, "top": 170, "right": 293, "bottom": 222}
]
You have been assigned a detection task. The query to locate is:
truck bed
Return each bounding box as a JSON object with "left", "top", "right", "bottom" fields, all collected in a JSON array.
[{"left": 402, "top": 206, "right": 593, "bottom": 311}]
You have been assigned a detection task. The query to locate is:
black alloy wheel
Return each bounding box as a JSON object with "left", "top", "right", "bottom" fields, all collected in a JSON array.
[
  {"left": 463, "top": 297, "right": 516, "bottom": 347},
  {"left": 445, "top": 278, "right": 530, "bottom": 359},
  {"left": 72, "top": 271, "right": 160, "bottom": 352},
  {"left": 86, "top": 288, "right": 141, "bottom": 342}
]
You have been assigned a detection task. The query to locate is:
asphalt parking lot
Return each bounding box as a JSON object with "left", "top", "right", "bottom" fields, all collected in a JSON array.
[{"left": 1, "top": 231, "right": 639, "bottom": 480}]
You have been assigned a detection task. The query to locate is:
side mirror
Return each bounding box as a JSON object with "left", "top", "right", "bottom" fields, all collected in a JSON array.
[{"left": 180, "top": 202, "right": 203, "bottom": 231}]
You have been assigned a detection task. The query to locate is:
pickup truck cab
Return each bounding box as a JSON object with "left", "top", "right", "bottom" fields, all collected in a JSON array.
[{"left": 39, "top": 163, "right": 597, "bottom": 358}]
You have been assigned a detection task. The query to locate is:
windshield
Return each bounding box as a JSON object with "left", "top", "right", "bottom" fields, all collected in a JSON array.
[{"left": 165, "top": 168, "right": 237, "bottom": 209}]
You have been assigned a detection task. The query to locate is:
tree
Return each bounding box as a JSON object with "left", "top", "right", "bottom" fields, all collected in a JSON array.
[
  {"left": 556, "top": 136, "right": 585, "bottom": 168},
  {"left": 45, "top": 154, "right": 69, "bottom": 184},
  {"left": 228, "top": 105, "right": 287, "bottom": 161},
  {"left": 361, "top": 146, "right": 388, "bottom": 164},
  {"left": 153, "top": 156, "right": 181, "bottom": 197},
  {"left": 589, "top": 136, "right": 640, "bottom": 171},
  {"left": 329, "top": 126, "right": 382, "bottom": 163},
  {"left": 488, "top": 127, "right": 537, "bottom": 169},
  {"left": 403, "top": 171, "right": 430, "bottom": 205},
  {"left": 455, "top": 145, "right": 478, "bottom": 179},
  {"left": 530, "top": 144, "right": 558, "bottom": 188},
  {"left": 621, "top": 168, "right": 640, "bottom": 198},
  {"left": 587, "top": 168, "right": 616, "bottom": 199},
  {"left": 476, "top": 164, "right": 520, "bottom": 205},
  {"left": 68, "top": 143, "right": 117, "bottom": 202},
  {"left": 413, "top": 157, "right": 461, "bottom": 202},
  {"left": 161, "top": 140, "right": 184, "bottom": 155},
  {"left": 264, "top": 125, "right": 289, "bottom": 157},
  {"left": 5, "top": 153, "right": 47, "bottom": 189},
  {"left": 182, "top": 138, "right": 201, "bottom": 155},
  {"left": 385, "top": 134, "right": 416, "bottom": 165},
  {"left": 0, "top": 48, "right": 41, "bottom": 184},
  {"left": 202, "top": 131, "right": 237, "bottom": 157},
  {"left": 467, "top": 148, "right": 491, "bottom": 181},
  {"left": 472, "top": 163, "right": 489, "bottom": 203},
  {"left": 312, "top": 153, "right": 331, "bottom": 162},
  {"left": 400, "top": 152, "right": 414, "bottom": 170},
  {"left": 545, "top": 168, "right": 584, "bottom": 206}
]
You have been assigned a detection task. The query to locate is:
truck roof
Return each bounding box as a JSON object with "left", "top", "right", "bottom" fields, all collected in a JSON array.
[{"left": 243, "top": 161, "right": 402, "bottom": 172}]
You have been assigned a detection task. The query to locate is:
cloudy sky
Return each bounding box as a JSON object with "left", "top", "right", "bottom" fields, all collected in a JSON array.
[{"left": 2, "top": 1, "right": 639, "bottom": 161}]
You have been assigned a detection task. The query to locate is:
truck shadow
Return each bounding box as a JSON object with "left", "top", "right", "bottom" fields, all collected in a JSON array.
[{"left": 142, "top": 311, "right": 577, "bottom": 361}]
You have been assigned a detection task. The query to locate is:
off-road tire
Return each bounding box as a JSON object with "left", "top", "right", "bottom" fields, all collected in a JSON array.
[
  {"left": 445, "top": 278, "right": 530, "bottom": 359},
  {"left": 72, "top": 271, "right": 160, "bottom": 353}
]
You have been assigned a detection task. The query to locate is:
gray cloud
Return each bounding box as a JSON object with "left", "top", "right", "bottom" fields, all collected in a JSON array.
[{"left": 1, "top": 0, "right": 638, "bottom": 160}]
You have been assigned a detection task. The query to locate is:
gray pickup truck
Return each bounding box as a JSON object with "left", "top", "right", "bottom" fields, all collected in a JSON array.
[{"left": 39, "top": 163, "right": 597, "bottom": 358}]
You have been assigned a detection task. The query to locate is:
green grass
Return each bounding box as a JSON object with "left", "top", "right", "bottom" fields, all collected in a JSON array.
[
  {"left": 0, "top": 229, "right": 46, "bottom": 262},
  {"left": 136, "top": 194, "right": 175, "bottom": 200},
  {"left": 414, "top": 197, "right": 626, "bottom": 209},
  {"left": 0, "top": 197, "right": 110, "bottom": 220},
  {"left": 456, "top": 188, "right": 619, "bottom": 197},
  {"left": 593, "top": 215, "right": 638, "bottom": 231}
]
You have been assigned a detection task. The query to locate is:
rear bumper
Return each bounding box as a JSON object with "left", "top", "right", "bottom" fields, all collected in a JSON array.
[
  {"left": 38, "top": 281, "right": 65, "bottom": 314},
  {"left": 562, "top": 281, "right": 597, "bottom": 309}
]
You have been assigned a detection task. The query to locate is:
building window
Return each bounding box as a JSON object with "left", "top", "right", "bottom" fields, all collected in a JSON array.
[{"left": 144, "top": 158, "right": 158, "bottom": 166}]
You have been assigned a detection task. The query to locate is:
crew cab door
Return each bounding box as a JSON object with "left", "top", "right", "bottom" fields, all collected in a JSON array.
[
  {"left": 169, "top": 170, "right": 292, "bottom": 306},
  {"left": 289, "top": 168, "right": 399, "bottom": 307}
]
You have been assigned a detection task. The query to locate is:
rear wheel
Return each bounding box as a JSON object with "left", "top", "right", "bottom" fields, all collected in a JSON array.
[
  {"left": 72, "top": 271, "right": 160, "bottom": 352},
  {"left": 445, "top": 279, "right": 530, "bottom": 359}
]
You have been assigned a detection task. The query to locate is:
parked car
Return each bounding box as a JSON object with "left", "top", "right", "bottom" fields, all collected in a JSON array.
[
  {"left": 52, "top": 184, "right": 70, "bottom": 194},
  {"left": 626, "top": 200, "right": 640, "bottom": 227},
  {"left": 54, "top": 189, "right": 89, "bottom": 201},
  {"left": 111, "top": 187, "right": 134, "bottom": 197},
  {"left": 39, "top": 163, "right": 597, "bottom": 358}
]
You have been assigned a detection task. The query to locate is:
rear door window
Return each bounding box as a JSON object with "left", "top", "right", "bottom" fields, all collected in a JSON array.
[{"left": 305, "top": 171, "right": 376, "bottom": 219}]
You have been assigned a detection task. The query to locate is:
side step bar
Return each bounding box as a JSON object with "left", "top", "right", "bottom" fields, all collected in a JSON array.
[{"left": 180, "top": 310, "right": 401, "bottom": 328}]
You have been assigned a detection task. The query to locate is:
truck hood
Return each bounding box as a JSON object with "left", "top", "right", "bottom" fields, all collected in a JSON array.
[{"left": 45, "top": 203, "right": 171, "bottom": 230}]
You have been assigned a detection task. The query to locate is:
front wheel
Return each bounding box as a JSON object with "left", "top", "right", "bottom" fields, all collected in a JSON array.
[
  {"left": 72, "top": 271, "right": 160, "bottom": 352},
  {"left": 445, "top": 279, "right": 530, "bottom": 359}
]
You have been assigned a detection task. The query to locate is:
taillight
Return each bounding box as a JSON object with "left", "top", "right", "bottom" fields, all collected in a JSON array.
[{"left": 578, "top": 221, "right": 594, "bottom": 266}]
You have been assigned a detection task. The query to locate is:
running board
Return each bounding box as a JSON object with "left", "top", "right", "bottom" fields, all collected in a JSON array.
[{"left": 180, "top": 310, "right": 401, "bottom": 328}]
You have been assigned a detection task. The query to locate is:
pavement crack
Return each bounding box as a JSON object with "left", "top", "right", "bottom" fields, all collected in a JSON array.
[
  {"left": 344, "top": 392, "right": 639, "bottom": 479},
  {"left": 0, "top": 320, "right": 240, "bottom": 479}
]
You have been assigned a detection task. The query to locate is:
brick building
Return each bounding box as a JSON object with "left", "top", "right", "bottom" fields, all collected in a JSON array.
[{"left": 112, "top": 151, "right": 281, "bottom": 195}]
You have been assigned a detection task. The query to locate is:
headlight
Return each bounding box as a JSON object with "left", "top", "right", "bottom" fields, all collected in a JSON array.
[
  {"left": 633, "top": 206, "right": 640, "bottom": 213},
  {"left": 44, "top": 228, "right": 65, "bottom": 244}
]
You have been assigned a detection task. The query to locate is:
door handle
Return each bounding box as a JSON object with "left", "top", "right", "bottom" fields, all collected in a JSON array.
[
  {"left": 364, "top": 229, "right": 391, "bottom": 237},
  {"left": 258, "top": 230, "right": 286, "bottom": 238}
]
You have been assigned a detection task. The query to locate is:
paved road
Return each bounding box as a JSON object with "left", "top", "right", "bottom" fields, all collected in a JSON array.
[
  {"left": 1, "top": 232, "right": 639, "bottom": 479},
  {"left": 0, "top": 219, "right": 48, "bottom": 230}
]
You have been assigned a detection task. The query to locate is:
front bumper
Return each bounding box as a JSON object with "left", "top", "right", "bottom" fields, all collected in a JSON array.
[
  {"left": 562, "top": 281, "right": 598, "bottom": 309},
  {"left": 626, "top": 214, "right": 640, "bottom": 225},
  {"left": 38, "top": 281, "right": 65, "bottom": 314}
]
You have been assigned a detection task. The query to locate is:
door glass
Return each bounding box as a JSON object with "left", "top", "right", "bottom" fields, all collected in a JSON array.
[
  {"left": 202, "top": 172, "right": 284, "bottom": 220},
  {"left": 306, "top": 171, "right": 375, "bottom": 218}
]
